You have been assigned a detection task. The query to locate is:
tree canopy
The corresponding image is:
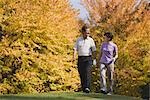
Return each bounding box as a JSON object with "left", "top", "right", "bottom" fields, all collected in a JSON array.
[
  {"left": 82, "top": 0, "right": 150, "bottom": 97},
  {"left": 0, "top": 0, "right": 80, "bottom": 93}
]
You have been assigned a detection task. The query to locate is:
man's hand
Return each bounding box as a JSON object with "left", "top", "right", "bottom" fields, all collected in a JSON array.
[
  {"left": 93, "top": 59, "right": 97, "bottom": 66},
  {"left": 72, "top": 57, "right": 76, "bottom": 62},
  {"left": 72, "top": 49, "right": 77, "bottom": 63}
]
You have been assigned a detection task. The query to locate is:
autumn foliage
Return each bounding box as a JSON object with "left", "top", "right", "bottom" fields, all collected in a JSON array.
[
  {"left": 0, "top": 0, "right": 149, "bottom": 97},
  {"left": 82, "top": 0, "right": 150, "bottom": 97},
  {"left": 0, "top": 0, "right": 80, "bottom": 93}
]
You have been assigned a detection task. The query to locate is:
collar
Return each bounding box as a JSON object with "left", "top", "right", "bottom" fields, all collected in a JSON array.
[{"left": 81, "top": 36, "right": 90, "bottom": 40}]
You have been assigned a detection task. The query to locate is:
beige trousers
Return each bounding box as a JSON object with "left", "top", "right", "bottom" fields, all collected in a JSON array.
[{"left": 100, "top": 63, "right": 114, "bottom": 92}]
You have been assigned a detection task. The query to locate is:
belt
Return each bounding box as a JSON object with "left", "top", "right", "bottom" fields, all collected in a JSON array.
[{"left": 78, "top": 55, "right": 92, "bottom": 58}]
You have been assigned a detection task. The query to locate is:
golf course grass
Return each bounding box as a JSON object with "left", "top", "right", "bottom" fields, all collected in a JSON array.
[{"left": 0, "top": 92, "right": 141, "bottom": 100}]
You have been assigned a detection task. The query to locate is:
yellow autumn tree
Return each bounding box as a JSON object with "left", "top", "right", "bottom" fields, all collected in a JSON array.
[
  {"left": 82, "top": 0, "right": 150, "bottom": 97},
  {"left": 0, "top": 0, "right": 80, "bottom": 93}
]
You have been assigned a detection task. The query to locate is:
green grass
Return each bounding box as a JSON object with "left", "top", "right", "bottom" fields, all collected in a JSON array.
[{"left": 0, "top": 92, "right": 141, "bottom": 100}]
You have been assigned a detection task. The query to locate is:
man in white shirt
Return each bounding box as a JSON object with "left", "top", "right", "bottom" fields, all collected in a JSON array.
[{"left": 73, "top": 26, "right": 96, "bottom": 93}]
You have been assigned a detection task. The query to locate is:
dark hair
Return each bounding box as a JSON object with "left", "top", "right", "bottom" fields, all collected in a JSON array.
[
  {"left": 104, "top": 32, "right": 113, "bottom": 41},
  {"left": 81, "top": 25, "right": 88, "bottom": 32}
]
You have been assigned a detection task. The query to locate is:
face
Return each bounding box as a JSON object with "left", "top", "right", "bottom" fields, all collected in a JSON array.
[
  {"left": 82, "top": 29, "right": 90, "bottom": 39},
  {"left": 104, "top": 35, "right": 110, "bottom": 42}
]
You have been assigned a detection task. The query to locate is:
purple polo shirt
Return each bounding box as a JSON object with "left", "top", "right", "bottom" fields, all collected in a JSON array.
[{"left": 100, "top": 42, "right": 118, "bottom": 64}]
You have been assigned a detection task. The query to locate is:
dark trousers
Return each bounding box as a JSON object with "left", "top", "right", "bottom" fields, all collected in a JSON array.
[{"left": 77, "top": 56, "right": 92, "bottom": 91}]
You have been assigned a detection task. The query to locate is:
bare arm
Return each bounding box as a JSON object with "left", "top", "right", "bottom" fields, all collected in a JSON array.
[
  {"left": 92, "top": 51, "right": 96, "bottom": 59},
  {"left": 113, "top": 50, "right": 118, "bottom": 61},
  {"left": 91, "top": 39, "right": 96, "bottom": 59},
  {"left": 73, "top": 38, "right": 78, "bottom": 62},
  {"left": 113, "top": 45, "right": 118, "bottom": 61},
  {"left": 114, "top": 51, "right": 118, "bottom": 59},
  {"left": 73, "top": 48, "right": 77, "bottom": 62}
]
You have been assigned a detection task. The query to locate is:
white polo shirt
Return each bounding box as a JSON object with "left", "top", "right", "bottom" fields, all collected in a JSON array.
[{"left": 74, "top": 36, "right": 96, "bottom": 56}]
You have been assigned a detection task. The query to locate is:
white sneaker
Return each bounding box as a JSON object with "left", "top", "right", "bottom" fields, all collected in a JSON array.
[
  {"left": 107, "top": 92, "right": 112, "bottom": 95},
  {"left": 84, "top": 88, "right": 90, "bottom": 93},
  {"left": 100, "top": 90, "right": 107, "bottom": 94}
]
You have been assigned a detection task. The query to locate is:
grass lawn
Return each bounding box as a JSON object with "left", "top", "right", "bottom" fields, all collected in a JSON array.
[{"left": 0, "top": 92, "right": 141, "bottom": 100}]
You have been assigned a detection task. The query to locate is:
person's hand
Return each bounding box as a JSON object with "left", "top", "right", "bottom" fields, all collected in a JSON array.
[
  {"left": 72, "top": 57, "right": 76, "bottom": 63},
  {"left": 93, "top": 59, "right": 97, "bottom": 66},
  {"left": 112, "top": 57, "right": 116, "bottom": 62}
]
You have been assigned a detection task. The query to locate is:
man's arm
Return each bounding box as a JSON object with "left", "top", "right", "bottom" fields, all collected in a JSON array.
[
  {"left": 91, "top": 39, "right": 96, "bottom": 59},
  {"left": 73, "top": 48, "right": 77, "bottom": 62},
  {"left": 73, "top": 38, "right": 78, "bottom": 62},
  {"left": 92, "top": 51, "right": 96, "bottom": 59}
]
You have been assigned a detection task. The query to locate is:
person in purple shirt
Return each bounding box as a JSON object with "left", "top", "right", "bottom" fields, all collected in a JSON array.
[{"left": 98, "top": 32, "right": 118, "bottom": 95}]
